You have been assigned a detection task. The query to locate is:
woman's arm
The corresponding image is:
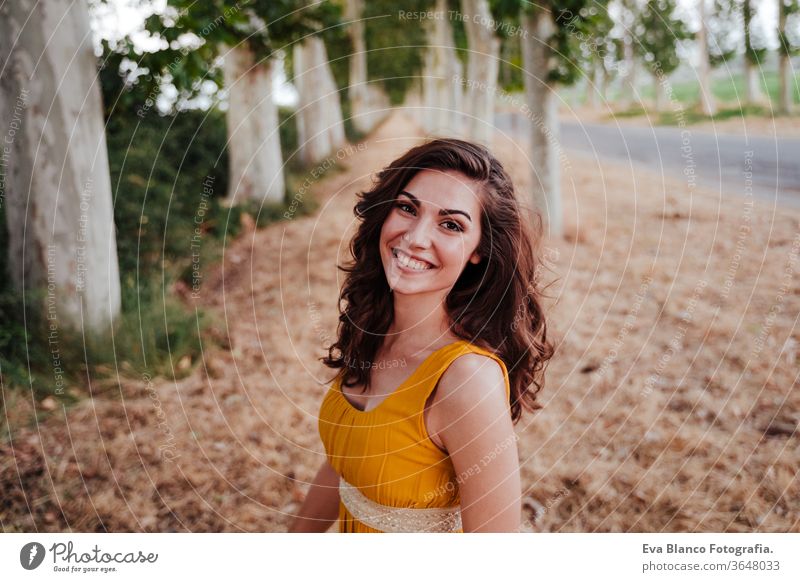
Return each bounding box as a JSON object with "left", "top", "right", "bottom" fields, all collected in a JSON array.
[
  {"left": 433, "top": 354, "right": 522, "bottom": 532},
  {"left": 288, "top": 459, "right": 341, "bottom": 532}
]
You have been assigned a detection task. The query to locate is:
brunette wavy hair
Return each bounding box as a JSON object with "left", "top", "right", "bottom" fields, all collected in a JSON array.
[{"left": 322, "top": 138, "right": 553, "bottom": 423}]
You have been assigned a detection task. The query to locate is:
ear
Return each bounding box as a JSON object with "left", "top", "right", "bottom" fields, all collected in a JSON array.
[{"left": 469, "top": 251, "right": 481, "bottom": 265}]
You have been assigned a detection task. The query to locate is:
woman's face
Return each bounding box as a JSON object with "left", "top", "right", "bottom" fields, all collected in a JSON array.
[{"left": 379, "top": 169, "right": 483, "bottom": 296}]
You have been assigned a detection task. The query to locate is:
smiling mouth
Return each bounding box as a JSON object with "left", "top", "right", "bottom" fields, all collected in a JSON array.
[{"left": 391, "top": 248, "right": 437, "bottom": 271}]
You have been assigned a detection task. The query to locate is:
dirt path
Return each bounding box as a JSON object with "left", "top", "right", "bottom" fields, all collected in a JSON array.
[{"left": 2, "top": 113, "right": 798, "bottom": 532}]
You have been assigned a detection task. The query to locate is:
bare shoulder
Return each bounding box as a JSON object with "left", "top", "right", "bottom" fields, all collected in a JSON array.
[
  {"left": 435, "top": 352, "right": 507, "bottom": 412},
  {"left": 425, "top": 352, "right": 510, "bottom": 453}
]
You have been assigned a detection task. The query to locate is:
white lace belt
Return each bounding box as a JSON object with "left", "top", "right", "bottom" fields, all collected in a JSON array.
[{"left": 339, "top": 477, "right": 462, "bottom": 533}]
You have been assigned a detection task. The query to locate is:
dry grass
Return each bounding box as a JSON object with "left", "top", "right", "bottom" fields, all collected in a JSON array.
[{"left": 1, "top": 113, "right": 798, "bottom": 532}]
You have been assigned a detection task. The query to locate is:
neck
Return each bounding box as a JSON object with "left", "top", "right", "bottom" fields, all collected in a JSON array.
[{"left": 384, "top": 289, "right": 456, "bottom": 355}]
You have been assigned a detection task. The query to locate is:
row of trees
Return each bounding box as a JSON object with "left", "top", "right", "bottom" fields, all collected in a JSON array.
[
  {"left": 2, "top": 0, "right": 799, "bottom": 335},
  {"left": 0, "top": 0, "right": 563, "bottom": 333},
  {"left": 581, "top": 0, "right": 799, "bottom": 115},
  {"left": 125, "top": 0, "right": 605, "bottom": 237},
  {"left": 655, "top": 0, "right": 799, "bottom": 116},
  {"left": 116, "top": 0, "right": 800, "bottom": 233}
]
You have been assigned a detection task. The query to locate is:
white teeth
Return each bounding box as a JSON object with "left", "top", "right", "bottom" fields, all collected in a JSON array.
[{"left": 393, "top": 249, "right": 432, "bottom": 271}]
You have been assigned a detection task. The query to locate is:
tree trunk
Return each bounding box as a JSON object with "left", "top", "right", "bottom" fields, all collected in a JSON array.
[
  {"left": 745, "top": 62, "right": 765, "bottom": 104},
  {"left": 346, "top": 0, "right": 369, "bottom": 133},
  {"left": 422, "top": 0, "right": 463, "bottom": 136},
  {"left": 697, "top": 0, "right": 717, "bottom": 116},
  {"left": 778, "top": 0, "right": 794, "bottom": 115},
  {"left": 461, "top": 0, "right": 500, "bottom": 145},
  {"left": 779, "top": 53, "right": 793, "bottom": 114},
  {"left": 655, "top": 73, "right": 668, "bottom": 112},
  {"left": 599, "top": 64, "right": 608, "bottom": 104},
  {"left": 293, "top": 36, "right": 346, "bottom": 165},
  {"left": 622, "top": 34, "right": 637, "bottom": 109},
  {"left": 222, "top": 45, "right": 285, "bottom": 204},
  {"left": 501, "top": 38, "right": 512, "bottom": 88},
  {"left": 0, "top": 0, "right": 121, "bottom": 334},
  {"left": 521, "top": 9, "right": 562, "bottom": 238},
  {"left": 589, "top": 62, "right": 603, "bottom": 108},
  {"left": 345, "top": 0, "right": 389, "bottom": 134},
  {"left": 743, "top": 0, "right": 765, "bottom": 104}
]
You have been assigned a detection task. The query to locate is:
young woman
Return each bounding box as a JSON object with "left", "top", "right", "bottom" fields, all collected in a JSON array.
[{"left": 289, "top": 139, "right": 552, "bottom": 533}]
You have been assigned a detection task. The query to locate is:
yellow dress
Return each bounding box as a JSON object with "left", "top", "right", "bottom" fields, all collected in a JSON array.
[{"left": 317, "top": 339, "right": 511, "bottom": 533}]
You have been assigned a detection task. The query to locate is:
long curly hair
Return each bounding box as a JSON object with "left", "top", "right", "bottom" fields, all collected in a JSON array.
[{"left": 322, "top": 138, "right": 553, "bottom": 423}]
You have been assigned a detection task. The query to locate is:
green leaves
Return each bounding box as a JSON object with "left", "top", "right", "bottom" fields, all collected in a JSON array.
[
  {"left": 777, "top": 0, "right": 800, "bottom": 57},
  {"left": 106, "top": 1, "right": 344, "bottom": 112},
  {"left": 361, "top": 0, "right": 428, "bottom": 104},
  {"left": 638, "top": 0, "right": 693, "bottom": 77},
  {"left": 516, "top": 0, "right": 611, "bottom": 87}
]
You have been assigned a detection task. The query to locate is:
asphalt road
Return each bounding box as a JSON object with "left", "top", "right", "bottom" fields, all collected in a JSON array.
[{"left": 496, "top": 112, "right": 800, "bottom": 208}]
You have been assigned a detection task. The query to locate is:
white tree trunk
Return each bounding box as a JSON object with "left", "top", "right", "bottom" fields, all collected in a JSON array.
[
  {"left": 422, "top": 0, "right": 463, "bottom": 136},
  {"left": 589, "top": 62, "right": 603, "bottom": 108},
  {"left": 345, "top": 0, "right": 390, "bottom": 134},
  {"left": 346, "top": 0, "right": 369, "bottom": 132},
  {"left": 697, "top": 0, "right": 717, "bottom": 116},
  {"left": 222, "top": 45, "right": 284, "bottom": 204},
  {"left": 293, "top": 36, "right": 346, "bottom": 166},
  {"left": 461, "top": 0, "right": 500, "bottom": 145},
  {"left": 599, "top": 64, "right": 608, "bottom": 104},
  {"left": 779, "top": 53, "right": 793, "bottom": 114},
  {"left": 622, "top": 35, "right": 638, "bottom": 109},
  {"left": 778, "top": 1, "right": 793, "bottom": 115},
  {"left": 522, "top": 9, "right": 562, "bottom": 238},
  {"left": 655, "top": 73, "right": 668, "bottom": 112},
  {"left": 0, "top": 0, "right": 121, "bottom": 334},
  {"left": 743, "top": 0, "right": 766, "bottom": 105},
  {"left": 744, "top": 62, "right": 765, "bottom": 104}
]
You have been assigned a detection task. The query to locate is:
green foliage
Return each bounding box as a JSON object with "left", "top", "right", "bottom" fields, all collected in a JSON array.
[
  {"left": 106, "top": 108, "right": 229, "bottom": 282},
  {"left": 609, "top": 69, "right": 800, "bottom": 114},
  {"left": 638, "top": 0, "right": 693, "bottom": 77},
  {"left": 450, "top": 0, "right": 470, "bottom": 72},
  {"left": 743, "top": 0, "right": 768, "bottom": 65},
  {"left": 363, "top": 0, "right": 427, "bottom": 105},
  {"left": 0, "top": 163, "right": 47, "bottom": 398},
  {"left": 320, "top": 18, "right": 353, "bottom": 96},
  {"left": 85, "top": 282, "right": 209, "bottom": 380},
  {"left": 707, "top": 69, "right": 800, "bottom": 104},
  {"left": 489, "top": 0, "right": 524, "bottom": 91},
  {"left": 777, "top": 0, "right": 800, "bottom": 57},
  {"left": 662, "top": 103, "right": 767, "bottom": 125},
  {"left": 498, "top": 34, "right": 525, "bottom": 92},
  {"left": 0, "top": 290, "right": 49, "bottom": 395},
  {"left": 1, "top": 96, "right": 318, "bottom": 405},
  {"left": 585, "top": 3, "right": 615, "bottom": 63},
  {"left": 516, "top": 0, "right": 611, "bottom": 86},
  {"left": 707, "top": 0, "right": 739, "bottom": 67},
  {"left": 317, "top": 16, "right": 366, "bottom": 141},
  {"left": 610, "top": 102, "right": 771, "bottom": 124},
  {"left": 107, "top": 1, "right": 343, "bottom": 110}
]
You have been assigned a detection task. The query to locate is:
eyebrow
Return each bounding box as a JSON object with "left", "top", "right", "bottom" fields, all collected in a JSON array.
[{"left": 398, "top": 191, "right": 472, "bottom": 222}]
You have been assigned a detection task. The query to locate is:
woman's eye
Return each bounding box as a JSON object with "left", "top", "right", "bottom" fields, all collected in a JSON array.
[
  {"left": 396, "top": 202, "right": 415, "bottom": 214},
  {"left": 442, "top": 220, "right": 463, "bottom": 232}
]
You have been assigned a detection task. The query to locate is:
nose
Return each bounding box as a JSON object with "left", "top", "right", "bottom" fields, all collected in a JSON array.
[{"left": 402, "top": 216, "right": 434, "bottom": 248}]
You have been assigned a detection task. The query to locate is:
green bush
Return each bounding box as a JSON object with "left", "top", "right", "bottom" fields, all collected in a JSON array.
[{"left": 1, "top": 103, "right": 320, "bottom": 409}]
